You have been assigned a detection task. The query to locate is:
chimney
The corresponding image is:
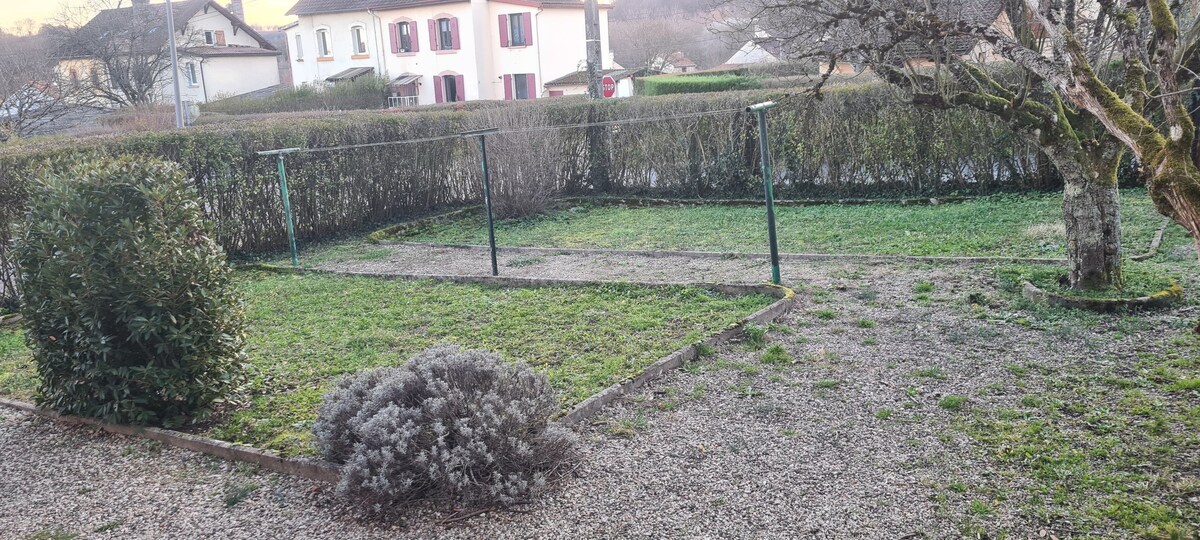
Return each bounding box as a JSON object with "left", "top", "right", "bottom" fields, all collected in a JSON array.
[
  {"left": 228, "top": 0, "right": 245, "bottom": 20},
  {"left": 131, "top": 0, "right": 150, "bottom": 6}
]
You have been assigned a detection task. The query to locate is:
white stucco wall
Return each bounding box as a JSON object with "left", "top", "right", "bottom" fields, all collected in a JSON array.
[
  {"left": 287, "top": 0, "right": 613, "bottom": 105},
  {"left": 376, "top": 1, "right": 486, "bottom": 103},
  {"left": 198, "top": 55, "right": 282, "bottom": 100},
  {"left": 288, "top": 10, "right": 390, "bottom": 86}
]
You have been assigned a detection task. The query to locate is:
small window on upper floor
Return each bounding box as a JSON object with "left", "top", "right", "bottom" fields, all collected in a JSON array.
[
  {"left": 438, "top": 18, "right": 453, "bottom": 50},
  {"left": 204, "top": 30, "right": 214, "bottom": 45},
  {"left": 316, "top": 28, "right": 332, "bottom": 57},
  {"left": 351, "top": 25, "right": 368, "bottom": 55},
  {"left": 398, "top": 21, "right": 412, "bottom": 52},
  {"left": 509, "top": 15, "right": 526, "bottom": 46}
]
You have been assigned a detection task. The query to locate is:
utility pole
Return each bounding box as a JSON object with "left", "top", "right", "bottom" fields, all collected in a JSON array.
[
  {"left": 164, "top": 0, "right": 185, "bottom": 128},
  {"left": 584, "top": 0, "right": 602, "bottom": 98}
]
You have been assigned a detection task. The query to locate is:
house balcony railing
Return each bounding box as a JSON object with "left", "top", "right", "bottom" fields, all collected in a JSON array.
[{"left": 388, "top": 96, "right": 419, "bottom": 108}]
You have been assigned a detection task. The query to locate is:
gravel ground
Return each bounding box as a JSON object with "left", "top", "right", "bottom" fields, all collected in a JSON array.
[
  {"left": 316, "top": 243, "right": 797, "bottom": 285},
  {"left": 2, "top": 249, "right": 1190, "bottom": 538}
]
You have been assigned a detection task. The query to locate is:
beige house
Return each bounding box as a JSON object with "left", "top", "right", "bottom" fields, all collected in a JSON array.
[{"left": 284, "top": 0, "right": 615, "bottom": 106}]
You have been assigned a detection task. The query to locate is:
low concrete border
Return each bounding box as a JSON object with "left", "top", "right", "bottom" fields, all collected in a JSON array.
[
  {"left": 0, "top": 398, "right": 340, "bottom": 483},
  {"left": 1021, "top": 279, "right": 1185, "bottom": 312},
  {"left": 376, "top": 242, "right": 1068, "bottom": 266},
  {"left": 1131, "top": 217, "right": 1172, "bottom": 261},
  {"left": 558, "top": 285, "right": 795, "bottom": 425},
  {"left": 2, "top": 267, "right": 795, "bottom": 483}
]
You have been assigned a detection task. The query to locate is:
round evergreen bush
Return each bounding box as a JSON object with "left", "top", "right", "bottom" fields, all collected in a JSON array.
[
  {"left": 313, "top": 345, "right": 576, "bottom": 508},
  {"left": 16, "top": 157, "right": 246, "bottom": 426}
]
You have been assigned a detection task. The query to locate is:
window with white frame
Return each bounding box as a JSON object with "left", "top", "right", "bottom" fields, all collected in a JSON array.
[
  {"left": 508, "top": 15, "right": 526, "bottom": 46},
  {"left": 293, "top": 34, "right": 304, "bottom": 60},
  {"left": 351, "top": 25, "right": 368, "bottom": 55},
  {"left": 398, "top": 21, "right": 412, "bottom": 52},
  {"left": 438, "top": 18, "right": 453, "bottom": 50},
  {"left": 185, "top": 62, "right": 199, "bottom": 86},
  {"left": 204, "top": 30, "right": 214, "bottom": 45},
  {"left": 513, "top": 74, "right": 529, "bottom": 99},
  {"left": 316, "top": 28, "right": 331, "bottom": 57}
]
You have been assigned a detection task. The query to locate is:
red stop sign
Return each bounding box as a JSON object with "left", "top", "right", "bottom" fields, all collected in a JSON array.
[{"left": 602, "top": 76, "right": 617, "bottom": 98}]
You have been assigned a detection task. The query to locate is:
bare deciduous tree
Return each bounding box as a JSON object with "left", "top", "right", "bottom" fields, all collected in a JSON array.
[
  {"left": 0, "top": 24, "right": 94, "bottom": 142},
  {"left": 719, "top": 0, "right": 1200, "bottom": 289},
  {"left": 51, "top": 0, "right": 202, "bottom": 107}
]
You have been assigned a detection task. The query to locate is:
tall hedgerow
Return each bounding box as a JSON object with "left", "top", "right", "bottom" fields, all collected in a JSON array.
[{"left": 16, "top": 157, "right": 246, "bottom": 426}]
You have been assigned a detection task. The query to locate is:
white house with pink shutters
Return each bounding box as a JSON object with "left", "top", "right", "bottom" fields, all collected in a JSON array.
[{"left": 284, "top": 0, "right": 614, "bottom": 106}]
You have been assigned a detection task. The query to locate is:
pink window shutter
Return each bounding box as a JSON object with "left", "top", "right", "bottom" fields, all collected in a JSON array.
[
  {"left": 450, "top": 17, "right": 460, "bottom": 50},
  {"left": 503, "top": 74, "right": 513, "bottom": 100},
  {"left": 389, "top": 23, "right": 399, "bottom": 54},
  {"left": 411, "top": 23, "right": 420, "bottom": 52},
  {"left": 526, "top": 74, "right": 536, "bottom": 99},
  {"left": 428, "top": 19, "right": 438, "bottom": 50},
  {"left": 434, "top": 77, "right": 444, "bottom": 103},
  {"left": 522, "top": 13, "right": 533, "bottom": 46},
  {"left": 455, "top": 75, "right": 465, "bottom": 101},
  {"left": 498, "top": 15, "right": 509, "bottom": 47}
]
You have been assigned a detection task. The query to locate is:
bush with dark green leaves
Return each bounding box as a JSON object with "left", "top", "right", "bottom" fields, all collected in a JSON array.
[{"left": 16, "top": 157, "right": 246, "bottom": 426}]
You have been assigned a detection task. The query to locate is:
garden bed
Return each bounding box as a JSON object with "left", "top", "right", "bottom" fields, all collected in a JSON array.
[
  {"left": 372, "top": 190, "right": 1170, "bottom": 258},
  {"left": 0, "top": 271, "right": 776, "bottom": 457}
]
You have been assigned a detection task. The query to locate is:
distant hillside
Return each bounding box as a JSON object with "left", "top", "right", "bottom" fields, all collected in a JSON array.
[{"left": 610, "top": 0, "right": 739, "bottom": 70}]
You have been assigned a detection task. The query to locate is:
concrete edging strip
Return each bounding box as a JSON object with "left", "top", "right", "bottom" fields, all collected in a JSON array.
[
  {"left": 557, "top": 286, "right": 796, "bottom": 425},
  {"left": 0, "top": 397, "right": 341, "bottom": 483}
]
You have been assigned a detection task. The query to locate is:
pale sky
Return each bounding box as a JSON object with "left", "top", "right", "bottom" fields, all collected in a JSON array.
[{"left": 1, "top": 0, "right": 299, "bottom": 33}]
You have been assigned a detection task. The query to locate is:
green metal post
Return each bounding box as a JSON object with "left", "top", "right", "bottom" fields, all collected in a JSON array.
[
  {"left": 462, "top": 128, "right": 501, "bottom": 276},
  {"left": 749, "top": 101, "right": 781, "bottom": 285},
  {"left": 479, "top": 137, "right": 498, "bottom": 276},
  {"left": 275, "top": 154, "right": 299, "bottom": 268}
]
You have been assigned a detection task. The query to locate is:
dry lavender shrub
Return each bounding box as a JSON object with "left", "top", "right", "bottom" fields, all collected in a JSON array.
[{"left": 313, "top": 344, "right": 576, "bottom": 509}]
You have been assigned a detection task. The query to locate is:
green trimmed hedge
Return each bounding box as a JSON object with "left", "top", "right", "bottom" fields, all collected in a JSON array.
[
  {"left": 640, "top": 75, "right": 763, "bottom": 96},
  {"left": 1, "top": 84, "right": 1066, "bottom": 304}
]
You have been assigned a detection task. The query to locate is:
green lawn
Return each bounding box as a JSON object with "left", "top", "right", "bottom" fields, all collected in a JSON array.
[
  {"left": 961, "top": 331, "right": 1200, "bottom": 537},
  {"left": 0, "top": 272, "right": 774, "bottom": 456},
  {"left": 389, "top": 190, "right": 1170, "bottom": 257}
]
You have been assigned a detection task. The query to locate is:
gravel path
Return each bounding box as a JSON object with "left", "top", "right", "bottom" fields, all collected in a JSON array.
[
  {"left": 2, "top": 249, "right": 1189, "bottom": 538},
  {"left": 317, "top": 243, "right": 779, "bottom": 285}
]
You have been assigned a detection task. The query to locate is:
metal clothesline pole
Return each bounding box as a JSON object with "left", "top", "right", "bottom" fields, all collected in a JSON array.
[
  {"left": 461, "top": 128, "right": 501, "bottom": 276},
  {"left": 748, "top": 101, "right": 781, "bottom": 285},
  {"left": 257, "top": 148, "right": 302, "bottom": 268}
]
